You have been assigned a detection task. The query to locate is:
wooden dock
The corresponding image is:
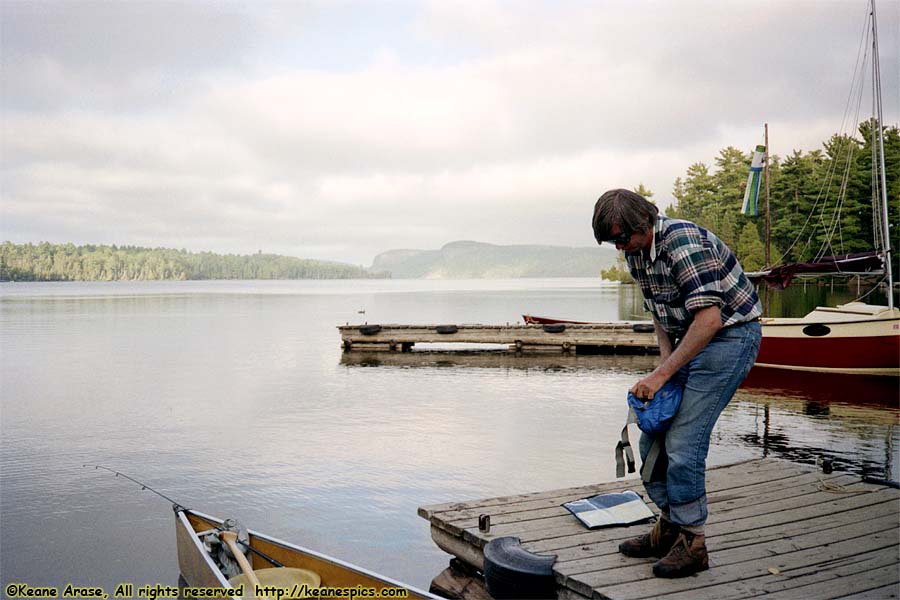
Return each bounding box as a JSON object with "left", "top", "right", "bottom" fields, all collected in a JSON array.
[
  {"left": 338, "top": 323, "right": 658, "bottom": 354},
  {"left": 418, "top": 458, "right": 900, "bottom": 599},
  {"left": 339, "top": 352, "right": 659, "bottom": 372}
]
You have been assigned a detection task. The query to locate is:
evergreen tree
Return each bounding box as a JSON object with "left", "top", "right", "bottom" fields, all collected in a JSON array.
[
  {"left": 737, "top": 223, "right": 766, "bottom": 271},
  {"left": 769, "top": 149, "right": 826, "bottom": 263},
  {"left": 668, "top": 121, "right": 899, "bottom": 272},
  {"left": 634, "top": 183, "right": 655, "bottom": 200},
  {"left": 668, "top": 162, "right": 716, "bottom": 226}
]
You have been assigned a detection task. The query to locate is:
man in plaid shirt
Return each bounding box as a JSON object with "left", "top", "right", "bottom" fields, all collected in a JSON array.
[{"left": 592, "top": 188, "right": 762, "bottom": 578}]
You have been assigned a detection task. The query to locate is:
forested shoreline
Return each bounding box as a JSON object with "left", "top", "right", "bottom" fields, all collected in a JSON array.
[
  {"left": 0, "top": 243, "right": 388, "bottom": 281},
  {"left": 602, "top": 120, "right": 899, "bottom": 282}
]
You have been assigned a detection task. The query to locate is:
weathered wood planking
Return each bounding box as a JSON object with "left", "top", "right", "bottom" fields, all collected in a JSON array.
[
  {"left": 338, "top": 323, "right": 658, "bottom": 353},
  {"left": 418, "top": 458, "right": 900, "bottom": 600},
  {"left": 340, "top": 352, "right": 660, "bottom": 372}
]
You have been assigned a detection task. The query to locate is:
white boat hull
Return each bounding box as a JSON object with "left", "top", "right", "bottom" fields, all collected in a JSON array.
[{"left": 758, "top": 303, "right": 900, "bottom": 376}]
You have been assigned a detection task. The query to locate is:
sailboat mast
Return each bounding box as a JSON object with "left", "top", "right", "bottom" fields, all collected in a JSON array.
[
  {"left": 872, "top": 0, "right": 893, "bottom": 309},
  {"left": 764, "top": 123, "right": 770, "bottom": 268}
]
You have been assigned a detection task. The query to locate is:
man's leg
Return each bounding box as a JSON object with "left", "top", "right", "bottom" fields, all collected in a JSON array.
[
  {"left": 618, "top": 432, "right": 678, "bottom": 558},
  {"left": 654, "top": 322, "right": 761, "bottom": 577}
]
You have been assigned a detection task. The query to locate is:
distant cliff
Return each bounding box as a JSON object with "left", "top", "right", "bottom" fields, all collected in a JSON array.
[{"left": 370, "top": 241, "right": 616, "bottom": 279}]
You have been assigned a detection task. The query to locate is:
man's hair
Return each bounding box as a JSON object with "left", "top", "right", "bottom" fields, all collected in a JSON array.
[{"left": 592, "top": 188, "right": 659, "bottom": 244}]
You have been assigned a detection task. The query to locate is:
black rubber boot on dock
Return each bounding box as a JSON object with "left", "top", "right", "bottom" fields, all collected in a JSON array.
[
  {"left": 652, "top": 531, "right": 709, "bottom": 578},
  {"left": 618, "top": 518, "right": 680, "bottom": 559}
]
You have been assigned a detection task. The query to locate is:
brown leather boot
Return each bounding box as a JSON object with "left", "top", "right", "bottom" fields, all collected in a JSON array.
[
  {"left": 618, "top": 518, "right": 680, "bottom": 558},
  {"left": 652, "top": 530, "right": 709, "bottom": 578}
]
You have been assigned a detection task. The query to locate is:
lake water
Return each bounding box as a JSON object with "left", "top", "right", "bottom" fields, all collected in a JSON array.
[{"left": 1, "top": 279, "right": 897, "bottom": 593}]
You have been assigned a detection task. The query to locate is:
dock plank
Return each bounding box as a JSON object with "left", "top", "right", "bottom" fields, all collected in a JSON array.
[
  {"left": 589, "top": 528, "right": 897, "bottom": 599},
  {"left": 548, "top": 498, "right": 897, "bottom": 565},
  {"left": 532, "top": 476, "right": 864, "bottom": 560},
  {"left": 418, "top": 458, "right": 900, "bottom": 600},
  {"left": 339, "top": 322, "right": 659, "bottom": 354},
  {"left": 638, "top": 551, "right": 898, "bottom": 600},
  {"left": 559, "top": 511, "right": 898, "bottom": 589},
  {"left": 421, "top": 458, "right": 809, "bottom": 520},
  {"left": 523, "top": 490, "right": 894, "bottom": 556},
  {"left": 556, "top": 512, "right": 897, "bottom": 576},
  {"left": 659, "top": 547, "right": 900, "bottom": 600},
  {"left": 451, "top": 481, "right": 889, "bottom": 551},
  {"left": 442, "top": 471, "right": 855, "bottom": 540},
  {"left": 424, "top": 458, "right": 816, "bottom": 535},
  {"left": 838, "top": 583, "right": 900, "bottom": 599}
]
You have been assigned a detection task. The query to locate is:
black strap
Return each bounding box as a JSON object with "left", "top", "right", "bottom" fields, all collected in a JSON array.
[{"left": 615, "top": 409, "right": 637, "bottom": 478}]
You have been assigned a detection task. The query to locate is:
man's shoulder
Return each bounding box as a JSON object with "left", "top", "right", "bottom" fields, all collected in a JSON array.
[
  {"left": 658, "top": 217, "right": 705, "bottom": 246},
  {"left": 658, "top": 216, "right": 703, "bottom": 231}
]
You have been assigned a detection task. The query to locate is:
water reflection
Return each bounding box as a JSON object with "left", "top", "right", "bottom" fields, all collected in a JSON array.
[
  {"left": 734, "top": 400, "right": 896, "bottom": 482},
  {"left": 341, "top": 351, "right": 659, "bottom": 373},
  {"left": 342, "top": 351, "right": 900, "bottom": 482},
  {"left": 742, "top": 368, "right": 899, "bottom": 408},
  {"left": 738, "top": 368, "right": 898, "bottom": 481}
]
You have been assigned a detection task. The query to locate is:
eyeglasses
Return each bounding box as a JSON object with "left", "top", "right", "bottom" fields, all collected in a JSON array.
[{"left": 603, "top": 229, "right": 632, "bottom": 246}]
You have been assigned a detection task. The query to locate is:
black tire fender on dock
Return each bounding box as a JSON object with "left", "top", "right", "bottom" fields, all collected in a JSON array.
[
  {"left": 435, "top": 325, "right": 459, "bottom": 334},
  {"left": 359, "top": 324, "right": 382, "bottom": 336},
  {"left": 542, "top": 323, "right": 566, "bottom": 333},
  {"left": 483, "top": 536, "right": 557, "bottom": 599},
  {"left": 632, "top": 323, "right": 655, "bottom": 333}
]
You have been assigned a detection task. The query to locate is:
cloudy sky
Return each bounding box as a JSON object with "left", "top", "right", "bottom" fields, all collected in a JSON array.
[{"left": 2, "top": 1, "right": 898, "bottom": 266}]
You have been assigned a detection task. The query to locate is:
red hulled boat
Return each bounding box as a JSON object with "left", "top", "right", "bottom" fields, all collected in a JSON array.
[{"left": 523, "top": 305, "right": 900, "bottom": 377}]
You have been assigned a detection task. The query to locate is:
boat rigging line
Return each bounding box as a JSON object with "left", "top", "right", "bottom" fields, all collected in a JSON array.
[
  {"left": 777, "top": 1, "right": 873, "bottom": 265},
  {"left": 770, "top": 0, "right": 893, "bottom": 310}
]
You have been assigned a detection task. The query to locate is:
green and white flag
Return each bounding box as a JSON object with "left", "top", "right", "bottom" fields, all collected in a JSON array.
[{"left": 742, "top": 144, "right": 766, "bottom": 216}]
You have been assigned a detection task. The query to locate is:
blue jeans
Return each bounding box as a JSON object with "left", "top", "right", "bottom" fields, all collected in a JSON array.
[{"left": 639, "top": 320, "right": 761, "bottom": 526}]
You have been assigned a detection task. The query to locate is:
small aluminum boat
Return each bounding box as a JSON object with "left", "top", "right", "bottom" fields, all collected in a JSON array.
[{"left": 175, "top": 507, "right": 438, "bottom": 598}]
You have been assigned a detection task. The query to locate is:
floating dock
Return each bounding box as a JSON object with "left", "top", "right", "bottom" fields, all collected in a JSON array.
[
  {"left": 338, "top": 323, "right": 658, "bottom": 354},
  {"left": 418, "top": 458, "right": 900, "bottom": 599}
]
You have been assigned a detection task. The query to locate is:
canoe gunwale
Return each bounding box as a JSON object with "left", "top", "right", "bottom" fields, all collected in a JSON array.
[{"left": 176, "top": 509, "right": 230, "bottom": 587}]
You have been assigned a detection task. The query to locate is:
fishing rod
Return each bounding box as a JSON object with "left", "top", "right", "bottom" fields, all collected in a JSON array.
[
  {"left": 84, "top": 464, "right": 186, "bottom": 510},
  {"left": 83, "top": 464, "right": 284, "bottom": 568}
]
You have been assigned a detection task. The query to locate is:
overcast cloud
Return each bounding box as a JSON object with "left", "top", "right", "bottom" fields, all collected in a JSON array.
[{"left": 2, "top": 0, "right": 897, "bottom": 266}]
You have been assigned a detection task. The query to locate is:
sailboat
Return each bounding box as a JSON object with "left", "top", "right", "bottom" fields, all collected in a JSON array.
[
  {"left": 752, "top": 0, "right": 898, "bottom": 376},
  {"left": 526, "top": 1, "right": 899, "bottom": 376},
  {"left": 753, "top": 303, "right": 897, "bottom": 375}
]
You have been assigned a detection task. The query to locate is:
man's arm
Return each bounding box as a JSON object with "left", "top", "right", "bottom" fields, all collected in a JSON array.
[
  {"left": 653, "top": 317, "right": 675, "bottom": 362},
  {"left": 632, "top": 305, "right": 722, "bottom": 399}
]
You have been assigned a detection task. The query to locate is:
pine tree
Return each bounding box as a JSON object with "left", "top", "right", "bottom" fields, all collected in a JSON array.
[{"left": 737, "top": 223, "right": 766, "bottom": 271}]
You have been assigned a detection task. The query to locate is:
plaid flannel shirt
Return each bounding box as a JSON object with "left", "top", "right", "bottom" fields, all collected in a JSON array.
[{"left": 625, "top": 217, "right": 762, "bottom": 338}]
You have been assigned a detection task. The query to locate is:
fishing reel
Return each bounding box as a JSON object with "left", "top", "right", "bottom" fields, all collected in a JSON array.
[{"left": 202, "top": 518, "right": 251, "bottom": 580}]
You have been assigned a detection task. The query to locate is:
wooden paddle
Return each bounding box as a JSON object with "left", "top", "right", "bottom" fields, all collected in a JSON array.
[{"left": 220, "top": 530, "right": 262, "bottom": 589}]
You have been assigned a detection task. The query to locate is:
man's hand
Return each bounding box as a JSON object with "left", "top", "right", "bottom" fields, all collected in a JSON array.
[{"left": 631, "top": 370, "right": 668, "bottom": 400}]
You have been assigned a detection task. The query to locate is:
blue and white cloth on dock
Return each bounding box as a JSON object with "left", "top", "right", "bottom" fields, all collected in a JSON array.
[{"left": 563, "top": 490, "right": 655, "bottom": 529}]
